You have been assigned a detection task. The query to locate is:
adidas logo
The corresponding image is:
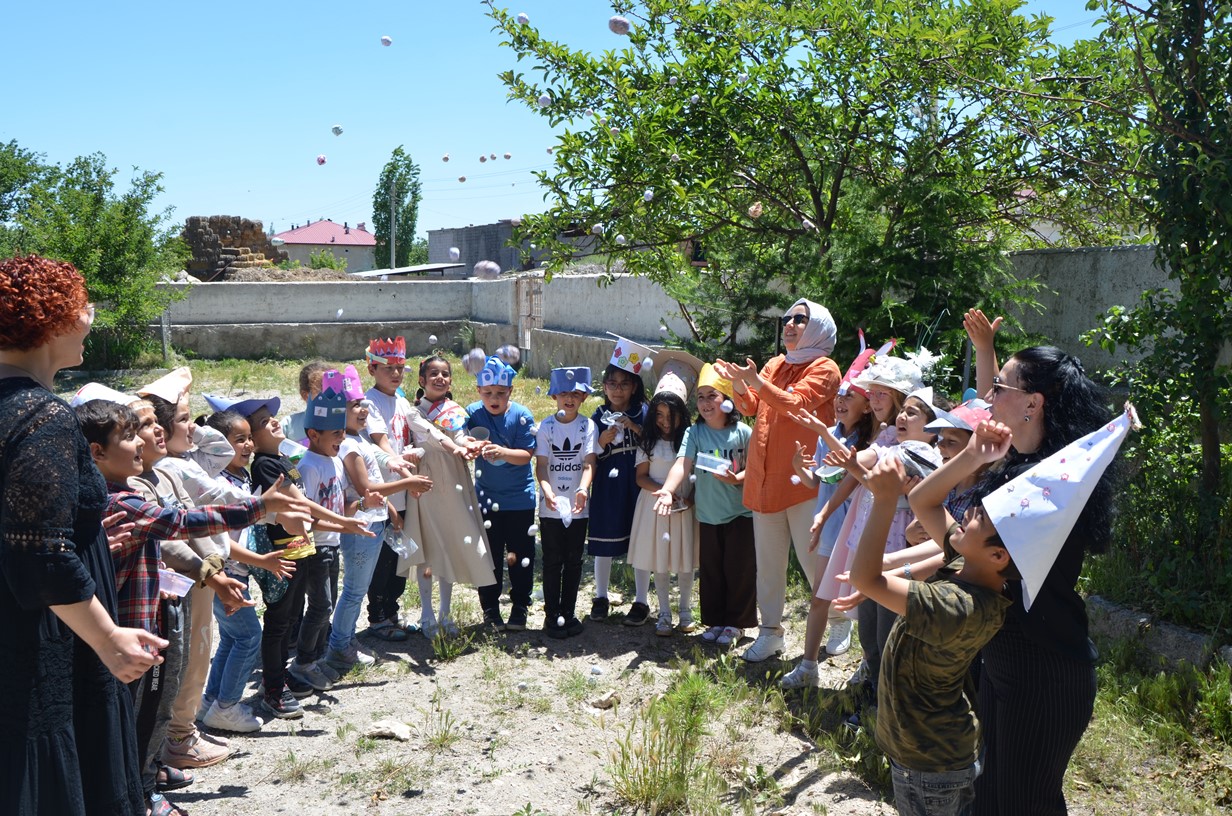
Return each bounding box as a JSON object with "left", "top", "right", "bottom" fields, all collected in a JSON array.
[
  {"left": 550, "top": 436, "right": 585, "bottom": 472},
  {"left": 551, "top": 437, "right": 582, "bottom": 461}
]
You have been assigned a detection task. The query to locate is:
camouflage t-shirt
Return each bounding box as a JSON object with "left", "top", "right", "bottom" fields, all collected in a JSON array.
[{"left": 875, "top": 576, "right": 1012, "bottom": 772}]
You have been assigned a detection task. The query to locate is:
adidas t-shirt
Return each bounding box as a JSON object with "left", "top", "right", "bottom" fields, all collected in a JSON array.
[{"left": 535, "top": 414, "right": 597, "bottom": 519}]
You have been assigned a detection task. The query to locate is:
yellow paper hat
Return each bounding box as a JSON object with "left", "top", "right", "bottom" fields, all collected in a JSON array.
[{"left": 697, "top": 363, "right": 733, "bottom": 399}]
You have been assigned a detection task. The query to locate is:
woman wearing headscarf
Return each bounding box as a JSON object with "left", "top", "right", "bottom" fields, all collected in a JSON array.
[{"left": 714, "top": 299, "right": 841, "bottom": 661}]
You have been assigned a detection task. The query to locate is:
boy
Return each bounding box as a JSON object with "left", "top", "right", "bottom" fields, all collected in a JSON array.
[
  {"left": 535, "top": 366, "right": 597, "bottom": 639},
  {"left": 466, "top": 355, "right": 537, "bottom": 631}
]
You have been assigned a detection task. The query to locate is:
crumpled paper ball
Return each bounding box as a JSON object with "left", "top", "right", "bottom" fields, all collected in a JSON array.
[
  {"left": 442, "top": 153, "right": 450, "bottom": 162},
  {"left": 380, "top": 35, "right": 393, "bottom": 46},
  {"left": 608, "top": 15, "right": 630, "bottom": 35},
  {"left": 496, "top": 344, "right": 521, "bottom": 366},
  {"left": 591, "top": 223, "right": 605, "bottom": 235},
  {"left": 538, "top": 93, "right": 551, "bottom": 108},
  {"left": 448, "top": 247, "right": 460, "bottom": 261},
  {"left": 331, "top": 125, "right": 343, "bottom": 136},
  {"left": 748, "top": 201, "right": 764, "bottom": 218},
  {"left": 463, "top": 348, "right": 488, "bottom": 374},
  {"left": 316, "top": 154, "right": 327, "bottom": 165},
  {"left": 516, "top": 11, "right": 530, "bottom": 25},
  {"left": 504, "top": 152, "right": 512, "bottom": 159},
  {"left": 615, "top": 234, "right": 627, "bottom": 245},
  {"left": 480, "top": 155, "right": 488, "bottom": 163},
  {"left": 473, "top": 260, "right": 502, "bottom": 279}
]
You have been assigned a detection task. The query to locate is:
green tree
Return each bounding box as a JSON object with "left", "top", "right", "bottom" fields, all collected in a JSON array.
[
  {"left": 0, "top": 140, "right": 44, "bottom": 226},
  {"left": 487, "top": 0, "right": 1130, "bottom": 362},
  {"left": 5, "top": 151, "right": 188, "bottom": 367},
  {"left": 372, "top": 146, "right": 423, "bottom": 269}
]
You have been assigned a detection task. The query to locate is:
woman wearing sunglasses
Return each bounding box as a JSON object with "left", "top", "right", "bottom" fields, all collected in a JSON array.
[
  {"left": 713, "top": 299, "right": 841, "bottom": 662},
  {"left": 970, "top": 342, "right": 1117, "bottom": 815}
]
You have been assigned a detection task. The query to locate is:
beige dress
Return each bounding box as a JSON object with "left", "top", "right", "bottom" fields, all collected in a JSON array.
[
  {"left": 408, "top": 406, "right": 494, "bottom": 586},
  {"left": 627, "top": 441, "right": 699, "bottom": 573}
]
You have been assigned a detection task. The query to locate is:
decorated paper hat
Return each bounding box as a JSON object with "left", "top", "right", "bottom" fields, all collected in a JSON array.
[
  {"left": 339, "top": 364, "right": 365, "bottom": 401},
  {"left": 203, "top": 393, "right": 282, "bottom": 419},
  {"left": 138, "top": 366, "right": 193, "bottom": 404},
  {"left": 839, "top": 332, "right": 895, "bottom": 398},
  {"left": 925, "top": 401, "right": 992, "bottom": 433},
  {"left": 697, "top": 362, "right": 733, "bottom": 399},
  {"left": 652, "top": 349, "right": 704, "bottom": 402},
  {"left": 981, "top": 404, "right": 1139, "bottom": 611},
  {"left": 548, "top": 366, "right": 593, "bottom": 396},
  {"left": 304, "top": 371, "right": 348, "bottom": 431},
  {"left": 70, "top": 382, "right": 137, "bottom": 407},
  {"left": 851, "top": 355, "right": 923, "bottom": 396},
  {"left": 477, "top": 355, "right": 516, "bottom": 388},
  {"left": 367, "top": 336, "right": 407, "bottom": 366},
  {"left": 606, "top": 333, "right": 654, "bottom": 376}
]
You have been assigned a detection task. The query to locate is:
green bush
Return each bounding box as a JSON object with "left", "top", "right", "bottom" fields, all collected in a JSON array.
[{"left": 307, "top": 248, "right": 347, "bottom": 270}]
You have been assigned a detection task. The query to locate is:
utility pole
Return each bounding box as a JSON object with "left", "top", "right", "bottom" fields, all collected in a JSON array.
[{"left": 389, "top": 179, "right": 397, "bottom": 269}]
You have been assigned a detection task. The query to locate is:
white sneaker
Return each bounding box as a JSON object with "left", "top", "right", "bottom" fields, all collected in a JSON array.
[
  {"left": 701, "top": 625, "right": 723, "bottom": 642},
  {"left": 716, "top": 626, "right": 743, "bottom": 646},
  {"left": 655, "top": 615, "right": 673, "bottom": 637},
  {"left": 740, "top": 631, "right": 785, "bottom": 662},
  {"left": 202, "top": 700, "right": 262, "bottom": 733},
  {"left": 779, "top": 662, "right": 821, "bottom": 689},
  {"left": 349, "top": 639, "right": 376, "bottom": 666},
  {"left": 825, "top": 618, "right": 853, "bottom": 656},
  {"left": 195, "top": 694, "right": 215, "bottom": 723},
  {"left": 847, "top": 660, "right": 870, "bottom": 687},
  {"left": 421, "top": 617, "right": 440, "bottom": 640}
]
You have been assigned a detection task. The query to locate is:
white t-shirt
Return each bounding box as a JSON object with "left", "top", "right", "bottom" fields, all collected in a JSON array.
[
  {"left": 298, "top": 449, "right": 348, "bottom": 547},
  {"left": 339, "top": 434, "right": 388, "bottom": 523},
  {"left": 364, "top": 387, "right": 414, "bottom": 511},
  {"left": 535, "top": 414, "right": 597, "bottom": 519}
]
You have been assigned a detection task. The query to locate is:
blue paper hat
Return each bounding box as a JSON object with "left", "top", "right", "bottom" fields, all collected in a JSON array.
[
  {"left": 203, "top": 393, "right": 282, "bottom": 419},
  {"left": 304, "top": 373, "right": 348, "bottom": 431},
  {"left": 477, "top": 355, "right": 517, "bottom": 388},
  {"left": 549, "top": 366, "right": 593, "bottom": 396}
]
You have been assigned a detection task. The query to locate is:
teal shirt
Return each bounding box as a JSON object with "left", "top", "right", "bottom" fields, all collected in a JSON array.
[{"left": 680, "top": 422, "right": 752, "bottom": 526}]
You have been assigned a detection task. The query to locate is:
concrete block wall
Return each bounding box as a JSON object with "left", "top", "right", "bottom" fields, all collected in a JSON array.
[{"left": 541, "top": 273, "right": 690, "bottom": 343}]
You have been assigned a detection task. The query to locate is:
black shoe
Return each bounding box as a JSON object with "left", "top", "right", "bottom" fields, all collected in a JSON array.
[
  {"left": 544, "top": 616, "right": 569, "bottom": 639},
  {"left": 624, "top": 601, "right": 651, "bottom": 626},
  {"left": 589, "top": 597, "right": 609, "bottom": 621},
  {"left": 483, "top": 608, "right": 506, "bottom": 632},
  {"left": 505, "top": 607, "right": 528, "bottom": 631},
  {"left": 285, "top": 675, "right": 314, "bottom": 699},
  {"left": 565, "top": 617, "right": 585, "bottom": 637},
  {"left": 260, "top": 688, "right": 304, "bottom": 720}
]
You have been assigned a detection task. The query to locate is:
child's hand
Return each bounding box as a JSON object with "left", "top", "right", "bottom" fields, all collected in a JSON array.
[
  {"left": 597, "top": 426, "right": 619, "bottom": 449},
  {"left": 402, "top": 449, "right": 423, "bottom": 466},
  {"left": 260, "top": 476, "right": 312, "bottom": 517},
  {"left": 792, "top": 440, "right": 817, "bottom": 472},
  {"left": 808, "top": 511, "right": 826, "bottom": 552},
  {"left": 969, "top": 420, "right": 1014, "bottom": 464},
  {"left": 571, "top": 489, "right": 588, "bottom": 516},
  {"left": 905, "top": 518, "right": 931, "bottom": 546},
  {"left": 786, "top": 410, "right": 827, "bottom": 437},
  {"left": 963, "top": 308, "right": 1003, "bottom": 350},
  {"left": 388, "top": 459, "right": 413, "bottom": 478},
  {"left": 822, "top": 445, "right": 858, "bottom": 472},
  {"left": 832, "top": 582, "right": 865, "bottom": 613},
  {"left": 103, "top": 510, "right": 134, "bottom": 554},
  {"left": 407, "top": 475, "right": 433, "bottom": 497},
  {"left": 481, "top": 443, "right": 505, "bottom": 463},
  {"left": 257, "top": 551, "right": 296, "bottom": 581},
  {"left": 361, "top": 489, "right": 383, "bottom": 510},
  {"left": 206, "top": 573, "right": 255, "bottom": 615},
  {"left": 389, "top": 512, "right": 403, "bottom": 533},
  {"left": 340, "top": 516, "right": 377, "bottom": 537},
  {"left": 864, "top": 457, "right": 907, "bottom": 499},
  {"left": 653, "top": 488, "right": 674, "bottom": 516}
]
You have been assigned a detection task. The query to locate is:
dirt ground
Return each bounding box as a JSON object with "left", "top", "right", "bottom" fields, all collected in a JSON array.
[{"left": 171, "top": 581, "right": 895, "bottom": 816}]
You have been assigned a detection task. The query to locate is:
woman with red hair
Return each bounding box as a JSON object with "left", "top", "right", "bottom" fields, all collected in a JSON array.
[{"left": 0, "top": 255, "right": 164, "bottom": 815}]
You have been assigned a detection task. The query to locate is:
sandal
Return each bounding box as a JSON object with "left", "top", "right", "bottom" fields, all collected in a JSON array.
[
  {"left": 155, "top": 763, "right": 194, "bottom": 793},
  {"left": 149, "top": 793, "right": 189, "bottom": 816},
  {"left": 367, "top": 619, "right": 409, "bottom": 642}
]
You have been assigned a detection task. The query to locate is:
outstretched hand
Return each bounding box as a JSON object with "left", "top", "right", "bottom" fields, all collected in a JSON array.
[
  {"left": 963, "top": 308, "right": 1003, "bottom": 350},
  {"left": 969, "top": 420, "right": 1014, "bottom": 464}
]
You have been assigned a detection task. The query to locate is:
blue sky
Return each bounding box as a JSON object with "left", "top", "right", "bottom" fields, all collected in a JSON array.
[{"left": 3, "top": 1, "right": 1101, "bottom": 240}]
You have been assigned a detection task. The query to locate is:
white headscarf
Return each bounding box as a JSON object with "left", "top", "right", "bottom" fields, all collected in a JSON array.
[{"left": 784, "top": 298, "right": 838, "bottom": 365}]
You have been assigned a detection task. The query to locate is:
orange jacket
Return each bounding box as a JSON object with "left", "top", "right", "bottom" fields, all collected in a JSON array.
[{"left": 733, "top": 355, "right": 840, "bottom": 514}]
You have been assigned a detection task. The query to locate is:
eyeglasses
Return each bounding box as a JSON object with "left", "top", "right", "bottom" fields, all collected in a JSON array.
[
  {"left": 991, "top": 376, "right": 1027, "bottom": 396},
  {"left": 603, "top": 379, "right": 633, "bottom": 390},
  {"left": 780, "top": 314, "right": 809, "bottom": 327},
  {"left": 84, "top": 303, "right": 96, "bottom": 326}
]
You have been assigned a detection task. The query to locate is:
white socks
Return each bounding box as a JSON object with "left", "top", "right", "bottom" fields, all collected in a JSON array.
[
  {"left": 594, "top": 556, "right": 612, "bottom": 599},
  {"left": 634, "top": 568, "right": 651, "bottom": 605}
]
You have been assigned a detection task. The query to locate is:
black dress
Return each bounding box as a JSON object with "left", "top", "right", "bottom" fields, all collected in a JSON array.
[{"left": 0, "top": 377, "right": 144, "bottom": 815}]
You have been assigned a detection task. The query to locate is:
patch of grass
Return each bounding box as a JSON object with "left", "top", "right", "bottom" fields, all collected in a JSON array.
[
  {"left": 557, "top": 668, "right": 592, "bottom": 705},
  {"left": 431, "top": 628, "right": 478, "bottom": 662},
  {"left": 275, "top": 748, "right": 317, "bottom": 783},
  {"left": 353, "top": 735, "right": 377, "bottom": 757},
  {"left": 334, "top": 722, "right": 356, "bottom": 741},
  {"left": 421, "top": 694, "right": 461, "bottom": 754}
]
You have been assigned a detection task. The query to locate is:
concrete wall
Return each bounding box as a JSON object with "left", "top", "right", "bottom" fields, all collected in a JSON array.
[
  {"left": 541, "top": 274, "right": 688, "bottom": 343},
  {"left": 471, "top": 277, "right": 516, "bottom": 325},
  {"left": 280, "top": 244, "right": 376, "bottom": 274}
]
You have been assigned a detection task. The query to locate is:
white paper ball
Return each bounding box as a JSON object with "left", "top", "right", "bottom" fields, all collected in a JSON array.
[
  {"left": 480, "top": 155, "right": 488, "bottom": 163},
  {"left": 670, "top": 153, "right": 680, "bottom": 163},
  {"left": 521, "top": 557, "right": 530, "bottom": 567},
  {"left": 668, "top": 76, "right": 678, "bottom": 86},
  {"left": 448, "top": 247, "right": 460, "bottom": 261},
  {"left": 331, "top": 125, "right": 343, "bottom": 136},
  {"left": 458, "top": 176, "right": 467, "bottom": 182},
  {"left": 442, "top": 153, "right": 450, "bottom": 162},
  {"left": 497, "top": 344, "right": 521, "bottom": 365},
  {"left": 557, "top": 616, "right": 566, "bottom": 627},
  {"left": 591, "top": 223, "right": 605, "bottom": 235},
  {"left": 516, "top": 11, "right": 530, "bottom": 25},
  {"left": 556, "top": 410, "right": 566, "bottom": 419},
  {"left": 455, "top": 484, "right": 464, "bottom": 492},
  {"left": 690, "top": 94, "right": 700, "bottom": 104},
  {"left": 643, "top": 189, "right": 654, "bottom": 202},
  {"left": 428, "top": 334, "right": 438, "bottom": 344},
  {"left": 661, "top": 532, "right": 671, "bottom": 542},
  {"left": 504, "top": 152, "right": 512, "bottom": 159},
  {"left": 546, "top": 147, "right": 554, "bottom": 154},
  {"left": 608, "top": 15, "right": 630, "bottom": 35},
  {"left": 316, "top": 155, "right": 327, "bottom": 165},
  {"left": 463, "top": 347, "right": 488, "bottom": 374},
  {"left": 527, "top": 524, "right": 538, "bottom": 536},
  {"left": 590, "top": 665, "right": 603, "bottom": 676},
  {"left": 738, "top": 72, "right": 749, "bottom": 82},
  {"left": 790, "top": 475, "right": 801, "bottom": 485},
  {"left": 608, "top": 468, "right": 619, "bottom": 478},
  {"left": 538, "top": 93, "right": 551, "bottom": 108},
  {"left": 720, "top": 399, "right": 734, "bottom": 414},
  {"left": 614, "top": 235, "right": 627, "bottom": 246},
  {"left": 380, "top": 35, "right": 393, "bottom": 46},
  {"left": 490, "top": 153, "right": 498, "bottom": 161},
  {"left": 484, "top": 520, "right": 492, "bottom": 529},
  {"left": 335, "top": 308, "right": 344, "bottom": 318}
]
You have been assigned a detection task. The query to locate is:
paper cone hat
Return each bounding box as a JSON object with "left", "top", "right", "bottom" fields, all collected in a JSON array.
[
  {"left": 339, "top": 365, "right": 365, "bottom": 401},
  {"left": 697, "top": 363, "right": 733, "bottom": 399},
  {"left": 191, "top": 425, "right": 237, "bottom": 478},
  {"left": 70, "top": 382, "right": 137, "bottom": 407},
  {"left": 981, "top": 404, "right": 1139, "bottom": 611},
  {"left": 652, "top": 349, "right": 704, "bottom": 402},
  {"left": 138, "top": 366, "right": 193, "bottom": 404},
  {"left": 606, "top": 333, "right": 654, "bottom": 376}
]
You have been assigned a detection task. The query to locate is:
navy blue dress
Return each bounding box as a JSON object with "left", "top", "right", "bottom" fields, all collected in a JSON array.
[{"left": 586, "top": 402, "right": 647, "bottom": 557}]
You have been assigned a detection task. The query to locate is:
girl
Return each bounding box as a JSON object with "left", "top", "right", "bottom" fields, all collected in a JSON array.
[
  {"left": 652, "top": 363, "right": 754, "bottom": 646},
  {"left": 627, "top": 356, "right": 702, "bottom": 636},
  {"left": 411, "top": 355, "right": 495, "bottom": 637},
  {"left": 588, "top": 338, "right": 649, "bottom": 622},
  {"left": 199, "top": 409, "right": 296, "bottom": 733}
]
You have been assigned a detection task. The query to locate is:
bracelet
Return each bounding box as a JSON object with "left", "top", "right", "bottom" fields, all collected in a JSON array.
[{"left": 903, "top": 562, "right": 913, "bottom": 580}]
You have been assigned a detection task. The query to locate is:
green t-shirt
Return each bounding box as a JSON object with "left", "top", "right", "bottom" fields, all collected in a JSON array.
[
  {"left": 680, "top": 421, "right": 752, "bottom": 526},
  {"left": 875, "top": 576, "right": 1012, "bottom": 772}
]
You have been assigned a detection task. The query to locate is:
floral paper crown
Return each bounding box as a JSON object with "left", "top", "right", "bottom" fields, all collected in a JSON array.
[{"left": 367, "top": 337, "right": 406, "bottom": 366}]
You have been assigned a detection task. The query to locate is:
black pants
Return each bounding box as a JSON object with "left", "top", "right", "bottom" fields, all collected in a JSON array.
[
  {"left": 366, "top": 514, "right": 407, "bottom": 624},
  {"left": 539, "top": 516, "right": 587, "bottom": 622},
  {"left": 130, "top": 596, "right": 184, "bottom": 797},
  {"left": 697, "top": 516, "right": 758, "bottom": 628},
  {"left": 972, "top": 625, "right": 1096, "bottom": 815},
  {"left": 857, "top": 597, "right": 898, "bottom": 687},
  {"left": 478, "top": 508, "right": 536, "bottom": 613},
  {"left": 262, "top": 548, "right": 332, "bottom": 691}
]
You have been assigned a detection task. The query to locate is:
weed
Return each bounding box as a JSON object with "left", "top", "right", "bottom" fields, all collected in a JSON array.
[
  {"left": 353, "top": 736, "right": 377, "bottom": 757},
  {"left": 422, "top": 702, "right": 461, "bottom": 753},
  {"left": 334, "top": 722, "right": 355, "bottom": 741},
  {"left": 276, "top": 748, "right": 316, "bottom": 783},
  {"left": 557, "top": 668, "right": 592, "bottom": 705},
  {"left": 512, "top": 804, "right": 547, "bottom": 816},
  {"left": 432, "top": 628, "right": 477, "bottom": 662}
]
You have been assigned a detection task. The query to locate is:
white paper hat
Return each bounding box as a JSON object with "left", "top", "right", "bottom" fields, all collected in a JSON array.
[
  {"left": 852, "top": 356, "right": 923, "bottom": 396},
  {"left": 70, "top": 382, "right": 137, "bottom": 407},
  {"left": 981, "top": 404, "right": 1139, "bottom": 611},
  {"left": 606, "top": 333, "right": 653, "bottom": 376},
  {"left": 137, "top": 366, "right": 193, "bottom": 404},
  {"left": 652, "top": 349, "right": 703, "bottom": 402}
]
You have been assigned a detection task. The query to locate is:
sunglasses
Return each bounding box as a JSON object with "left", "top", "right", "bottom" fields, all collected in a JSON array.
[
  {"left": 991, "top": 376, "right": 1027, "bottom": 395},
  {"left": 780, "top": 314, "right": 809, "bottom": 327}
]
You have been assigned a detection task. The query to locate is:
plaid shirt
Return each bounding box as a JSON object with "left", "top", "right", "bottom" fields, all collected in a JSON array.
[{"left": 104, "top": 482, "right": 263, "bottom": 634}]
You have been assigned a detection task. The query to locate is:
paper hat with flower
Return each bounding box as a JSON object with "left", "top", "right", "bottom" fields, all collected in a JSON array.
[
  {"left": 852, "top": 355, "right": 924, "bottom": 396},
  {"left": 70, "top": 382, "right": 137, "bottom": 408},
  {"left": 367, "top": 336, "right": 406, "bottom": 366},
  {"left": 204, "top": 393, "right": 282, "bottom": 419},
  {"left": 839, "top": 331, "right": 895, "bottom": 398},
  {"left": 477, "top": 355, "right": 517, "bottom": 388},
  {"left": 606, "top": 333, "right": 654, "bottom": 376},
  {"left": 981, "top": 404, "right": 1140, "bottom": 611},
  {"left": 304, "top": 370, "right": 348, "bottom": 431},
  {"left": 697, "top": 362, "right": 733, "bottom": 399},
  {"left": 138, "top": 366, "right": 193, "bottom": 404},
  {"left": 652, "top": 349, "right": 704, "bottom": 402},
  {"left": 339, "top": 365, "right": 365, "bottom": 401},
  {"left": 548, "top": 366, "right": 593, "bottom": 396}
]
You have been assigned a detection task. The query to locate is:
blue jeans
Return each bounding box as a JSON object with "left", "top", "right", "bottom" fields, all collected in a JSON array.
[
  {"left": 330, "top": 520, "right": 387, "bottom": 652},
  {"left": 204, "top": 576, "right": 261, "bottom": 705},
  {"left": 890, "top": 758, "right": 980, "bottom": 816}
]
